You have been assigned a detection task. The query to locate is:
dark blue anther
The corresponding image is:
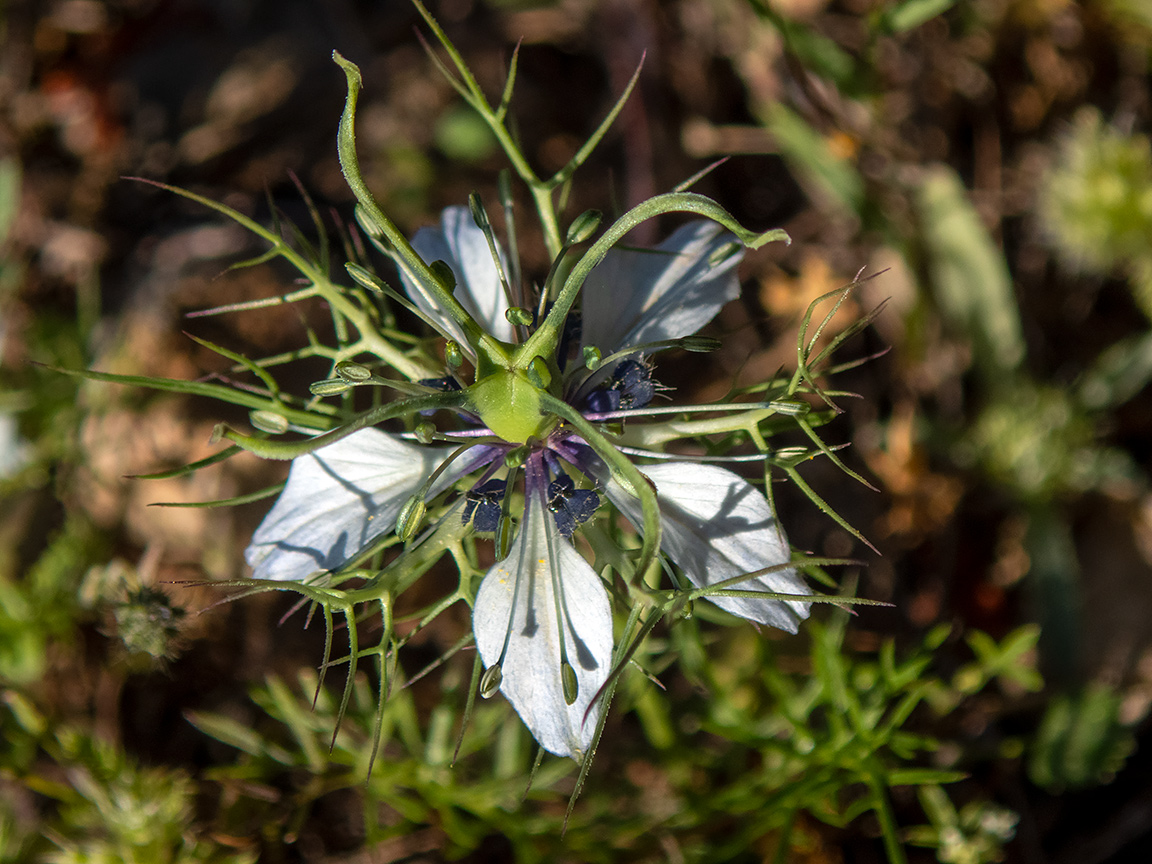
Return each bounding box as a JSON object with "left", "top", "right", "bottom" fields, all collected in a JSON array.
[
  {"left": 547, "top": 473, "right": 600, "bottom": 538},
  {"left": 463, "top": 478, "right": 505, "bottom": 532},
  {"left": 582, "top": 359, "right": 655, "bottom": 414}
]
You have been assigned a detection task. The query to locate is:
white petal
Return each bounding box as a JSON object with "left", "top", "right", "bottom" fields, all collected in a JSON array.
[
  {"left": 472, "top": 495, "right": 614, "bottom": 758},
  {"left": 580, "top": 221, "right": 742, "bottom": 354},
  {"left": 245, "top": 429, "right": 456, "bottom": 582},
  {"left": 606, "top": 463, "right": 811, "bottom": 632},
  {"left": 399, "top": 206, "right": 515, "bottom": 346}
]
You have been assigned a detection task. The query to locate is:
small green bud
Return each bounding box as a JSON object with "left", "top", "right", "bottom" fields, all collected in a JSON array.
[
  {"left": 429, "top": 259, "right": 457, "bottom": 292},
  {"left": 335, "top": 361, "right": 373, "bottom": 382},
  {"left": 561, "top": 661, "right": 579, "bottom": 705},
  {"left": 445, "top": 340, "right": 464, "bottom": 368},
  {"left": 566, "top": 209, "right": 602, "bottom": 245},
  {"left": 396, "top": 495, "right": 426, "bottom": 542},
  {"left": 680, "top": 335, "right": 722, "bottom": 353},
  {"left": 413, "top": 421, "right": 437, "bottom": 444},
  {"left": 582, "top": 345, "right": 602, "bottom": 371},
  {"left": 480, "top": 664, "right": 503, "bottom": 698},
  {"left": 495, "top": 514, "right": 515, "bottom": 559},
  {"left": 505, "top": 306, "right": 535, "bottom": 326},
  {"left": 682, "top": 599, "right": 694, "bottom": 620},
  {"left": 115, "top": 587, "right": 186, "bottom": 660},
  {"left": 526, "top": 355, "right": 552, "bottom": 389},
  {"left": 468, "top": 192, "right": 491, "bottom": 231},
  {"left": 708, "top": 241, "right": 742, "bottom": 267},
  {"left": 249, "top": 410, "right": 289, "bottom": 435},
  {"left": 355, "top": 204, "right": 386, "bottom": 238},
  {"left": 769, "top": 399, "right": 810, "bottom": 417},
  {"left": 346, "top": 262, "right": 387, "bottom": 294},
  {"left": 310, "top": 379, "right": 352, "bottom": 396},
  {"left": 775, "top": 446, "right": 810, "bottom": 461},
  {"left": 504, "top": 447, "right": 528, "bottom": 469},
  {"left": 498, "top": 170, "right": 514, "bottom": 208}
]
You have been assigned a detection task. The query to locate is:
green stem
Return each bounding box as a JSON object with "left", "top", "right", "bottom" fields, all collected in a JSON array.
[
  {"left": 865, "top": 769, "right": 908, "bottom": 864},
  {"left": 218, "top": 390, "right": 469, "bottom": 460},
  {"left": 537, "top": 392, "right": 661, "bottom": 583}
]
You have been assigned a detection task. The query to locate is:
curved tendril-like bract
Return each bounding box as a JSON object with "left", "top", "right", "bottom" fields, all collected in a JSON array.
[
  {"left": 334, "top": 51, "right": 499, "bottom": 366},
  {"left": 125, "top": 177, "right": 431, "bottom": 382},
  {"left": 518, "top": 192, "right": 789, "bottom": 367}
]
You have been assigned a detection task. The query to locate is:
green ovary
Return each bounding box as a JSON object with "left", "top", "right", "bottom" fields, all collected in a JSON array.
[{"left": 470, "top": 370, "right": 552, "bottom": 443}]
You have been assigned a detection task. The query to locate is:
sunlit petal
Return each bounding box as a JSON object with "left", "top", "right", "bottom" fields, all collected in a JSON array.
[
  {"left": 246, "top": 429, "right": 456, "bottom": 582},
  {"left": 472, "top": 493, "right": 614, "bottom": 758},
  {"left": 606, "top": 463, "right": 811, "bottom": 632},
  {"left": 580, "top": 220, "right": 741, "bottom": 353},
  {"left": 399, "top": 205, "right": 515, "bottom": 346}
]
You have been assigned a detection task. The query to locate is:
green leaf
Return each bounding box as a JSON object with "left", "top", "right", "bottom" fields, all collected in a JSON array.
[
  {"left": 881, "top": 0, "right": 958, "bottom": 33},
  {"left": 916, "top": 165, "right": 1025, "bottom": 377},
  {"left": 55, "top": 366, "right": 336, "bottom": 429},
  {"left": 185, "top": 710, "right": 293, "bottom": 764},
  {"left": 886, "top": 768, "right": 968, "bottom": 786},
  {"left": 762, "top": 103, "right": 865, "bottom": 216},
  {"left": 149, "top": 482, "right": 284, "bottom": 508}
]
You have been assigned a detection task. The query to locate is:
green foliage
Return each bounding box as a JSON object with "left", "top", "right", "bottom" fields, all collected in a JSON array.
[
  {"left": 1, "top": 516, "right": 105, "bottom": 686},
  {"left": 176, "top": 619, "right": 1038, "bottom": 863},
  {"left": 435, "top": 103, "right": 499, "bottom": 163},
  {"left": 1028, "top": 682, "right": 1138, "bottom": 790},
  {"left": 916, "top": 167, "right": 1025, "bottom": 378},
  {"left": 1041, "top": 109, "right": 1152, "bottom": 319},
  {"left": 0, "top": 696, "right": 255, "bottom": 864},
  {"left": 964, "top": 383, "right": 1104, "bottom": 501},
  {"left": 681, "top": 618, "right": 1035, "bottom": 864},
  {"left": 905, "top": 784, "right": 1017, "bottom": 864}
]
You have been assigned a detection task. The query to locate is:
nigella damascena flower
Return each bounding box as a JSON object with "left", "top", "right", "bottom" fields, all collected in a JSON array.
[{"left": 246, "top": 206, "right": 811, "bottom": 758}]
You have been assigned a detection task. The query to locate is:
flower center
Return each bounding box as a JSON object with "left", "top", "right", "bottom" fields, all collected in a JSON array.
[{"left": 470, "top": 369, "right": 553, "bottom": 444}]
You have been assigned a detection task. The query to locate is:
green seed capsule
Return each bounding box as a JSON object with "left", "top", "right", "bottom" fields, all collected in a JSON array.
[
  {"left": 413, "top": 421, "right": 437, "bottom": 444},
  {"left": 561, "top": 661, "right": 579, "bottom": 705},
  {"left": 480, "top": 664, "right": 503, "bottom": 698},
  {"left": 249, "top": 410, "right": 289, "bottom": 435},
  {"left": 396, "top": 495, "right": 426, "bottom": 542},
  {"left": 310, "top": 379, "right": 351, "bottom": 396},
  {"left": 335, "top": 361, "right": 372, "bottom": 382}
]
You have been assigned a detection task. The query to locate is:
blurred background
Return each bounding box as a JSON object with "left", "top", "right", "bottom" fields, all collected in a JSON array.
[{"left": 4, "top": 0, "right": 1152, "bottom": 861}]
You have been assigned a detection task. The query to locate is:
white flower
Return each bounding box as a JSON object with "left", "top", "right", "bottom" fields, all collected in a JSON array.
[
  {"left": 472, "top": 456, "right": 613, "bottom": 758},
  {"left": 245, "top": 206, "right": 811, "bottom": 758}
]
